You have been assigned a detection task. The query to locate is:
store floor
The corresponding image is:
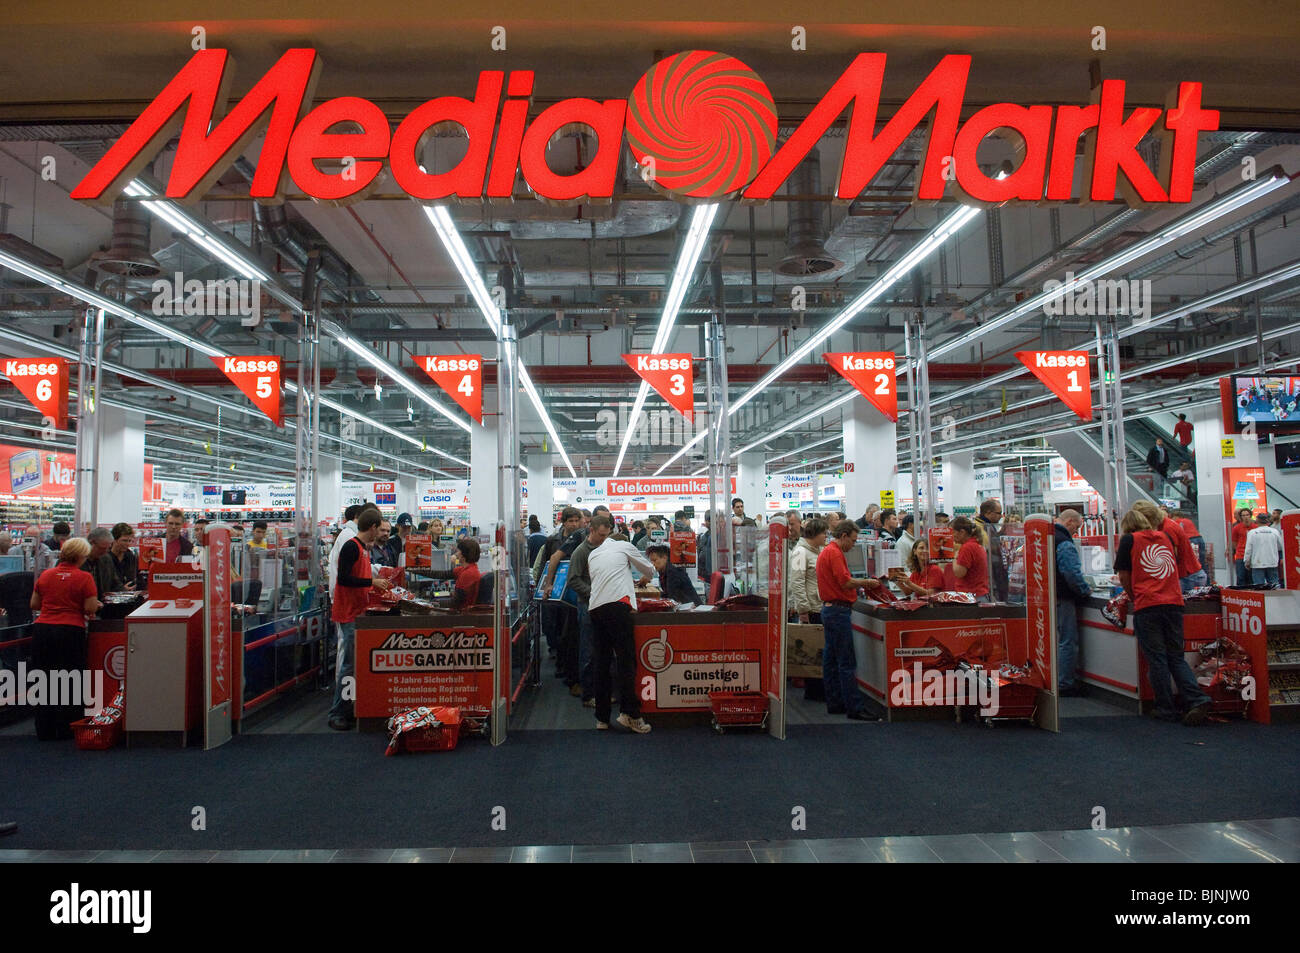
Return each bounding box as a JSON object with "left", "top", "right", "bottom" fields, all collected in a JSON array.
[{"left": 0, "top": 671, "right": 1296, "bottom": 860}]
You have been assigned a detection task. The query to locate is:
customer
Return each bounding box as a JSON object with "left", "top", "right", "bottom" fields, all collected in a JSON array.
[
  {"left": 951, "top": 516, "right": 991, "bottom": 602},
  {"left": 247, "top": 521, "right": 269, "bottom": 550},
  {"left": 426, "top": 518, "right": 447, "bottom": 551},
  {"left": 564, "top": 515, "right": 611, "bottom": 706},
  {"left": 934, "top": 512, "right": 951, "bottom": 527},
  {"left": 44, "top": 521, "right": 70, "bottom": 553},
  {"left": 0, "top": 531, "right": 11, "bottom": 555},
  {"left": 29, "top": 538, "right": 100, "bottom": 740},
  {"left": 789, "top": 518, "right": 827, "bottom": 622},
  {"left": 328, "top": 509, "right": 392, "bottom": 730},
  {"left": 855, "top": 504, "right": 881, "bottom": 531},
  {"left": 894, "top": 538, "right": 945, "bottom": 597},
  {"left": 586, "top": 523, "right": 655, "bottom": 733},
  {"left": 816, "top": 520, "right": 883, "bottom": 721},
  {"left": 102, "top": 523, "right": 139, "bottom": 592},
  {"left": 878, "top": 508, "right": 900, "bottom": 541},
  {"left": 895, "top": 514, "right": 916, "bottom": 565},
  {"left": 83, "top": 527, "right": 114, "bottom": 598},
  {"left": 731, "top": 498, "right": 756, "bottom": 527},
  {"left": 158, "top": 508, "right": 194, "bottom": 563},
  {"left": 647, "top": 543, "right": 701, "bottom": 605},
  {"left": 368, "top": 518, "right": 393, "bottom": 567},
  {"left": 1113, "top": 507, "right": 1210, "bottom": 725},
  {"left": 1173, "top": 413, "right": 1193, "bottom": 451},
  {"left": 551, "top": 513, "right": 597, "bottom": 695},
  {"left": 526, "top": 515, "right": 547, "bottom": 564},
  {"left": 328, "top": 504, "right": 366, "bottom": 598},
  {"left": 537, "top": 506, "right": 584, "bottom": 664},
  {"left": 1230, "top": 507, "right": 1253, "bottom": 587},
  {"left": 385, "top": 514, "right": 410, "bottom": 567},
  {"left": 1146, "top": 437, "right": 1170, "bottom": 479},
  {"left": 1244, "top": 513, "right": 1281, "bottom": 587},
  {"left": 976, "top": 499, "right": 1008, "bottom": 601},
  {"left": 629, "top": 521, "right": 647, "bottom": 549},
  {"left": 1053, "top": 509, "right": 1093, "bottom": 696},
  {"left": 1170, "top": 460, "right": 1194, "bottom": 492},
  {"left": 696, "top": 512, "right": 712, "bottom": 585}
]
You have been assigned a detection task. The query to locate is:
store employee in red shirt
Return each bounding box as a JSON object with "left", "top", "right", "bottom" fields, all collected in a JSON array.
[
  {"left": 1231, "top": 507, "right": 1252, "bottom": 587},
  {"left": 328, "top": 509, "right": 391, "bottom": 731},
  {"left": 1113, "top": 507, "right": 1210, "bottom": 726},
  {"left": 816, "top": 520, "right": 882, "bottom": 721},
  {"left": 30, "top": 538, "right": 101, "bottom": 740},
  {"left": 950, "top": 516, "right": 991, "bottom": 602}
]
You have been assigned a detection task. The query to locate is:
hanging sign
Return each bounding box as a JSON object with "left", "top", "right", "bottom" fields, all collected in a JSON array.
[
  {"left": 211, "top": 355, "right": 282, "bottom": 426},
  {"left": 1015, "top": 351, "right": 1093, "bottom": 421},
  {"left": 2, "top": 357, "right": 69, "bottom": 429},
  {"left": 824, "top": 352, "right": 898, "bottom": 421},
  {"left": 414, "top": 355, "right": 482, "bottom": 424},
  {"left": 623, "top": 353, "right": 694, "bottom": 421}
]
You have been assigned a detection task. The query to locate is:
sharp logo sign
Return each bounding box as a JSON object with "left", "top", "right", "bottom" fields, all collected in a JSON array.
[{"left": 72, "top": 49, "right": 1217, "bottom": 208}]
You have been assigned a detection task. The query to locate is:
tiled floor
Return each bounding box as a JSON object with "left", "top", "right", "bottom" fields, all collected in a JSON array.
[{"left": 1, "top": 818, "right": 1293, "bottom": 863}]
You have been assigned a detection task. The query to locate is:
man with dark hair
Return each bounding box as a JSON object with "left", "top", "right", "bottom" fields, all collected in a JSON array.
[
  {"left": 83, "top": 528, "right": 114, "bottom": 598},
  {"left": 587, "top": 523, "right": 656, "bottom": 733},
  {"left": 526, "top": 515, "right": 547, "bottom": 564},
  {"left": 816, "top": 519, "right": 882, "bottom": 721},
  {"left": 977, "top": 498, "right": 1008, "bottom": 602},
  {"left": 731, "top": 498, "right": 756, "bottom": 527},
  {"left": 328, "top": 508, "right": 391, "bottom": 730},
  {"left": 896, "top": 514, "right": 916, "bottom": 565},
  {"left": 1173, "top": 413, "right": 1193, "bottom": 451},
  {"left": 328, "top": 504, "right": 367, "bottom": 598},
  {"left": 45, "top": 521, "right": 71, "bottom": 552},
  {"left": 879, "top": 508, "right": 899, "bottom": 540},
  {"left": 1053, "top": 510, "right": 1092, "bottom": 696},
  {"left": 369, "top": 518, "right": 393, "bottom": 567},
  {"left": 647, "top": 544, "right": 701, "bottom": 605},
  {"left": 566, "top": 514, "right": 613, "bottom": 706},
  {"left": 157, "top": 509, "right": 194, "bottom": 563},
  {"left": 248, "top": 520, "right": 270, "bottom": 550},
  {"left": 536, "top": 506, "right": 584, "bottom": 662},
  {"left": 1146, "top": 437, "right": 1170, "bottom": 479},
  {"left": 102, "top": 522, "right": 139, "bottom": 593}
]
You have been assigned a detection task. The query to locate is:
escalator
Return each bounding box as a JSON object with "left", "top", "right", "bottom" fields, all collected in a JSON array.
[
  {"left": 1123, "top": 417, "right": 1196, "bottom": 514},
  {"left": 1046, "top": 430, "right": 1159, "bottom": 512}
]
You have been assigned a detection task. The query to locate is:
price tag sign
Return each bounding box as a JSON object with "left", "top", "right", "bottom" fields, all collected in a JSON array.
[{"left": 1221, "top": 438, "right": 1235, "bottom": 459}]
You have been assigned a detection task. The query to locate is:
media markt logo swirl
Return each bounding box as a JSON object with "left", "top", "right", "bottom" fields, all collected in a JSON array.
[{"left": 625, "top": 51, "right": 777, "bottom": 199}]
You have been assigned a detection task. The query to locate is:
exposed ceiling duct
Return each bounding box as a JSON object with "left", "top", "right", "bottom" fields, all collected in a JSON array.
[
  {"left": 92, "top": 199, "right": 161, "bottom": 278},
  {"left": 775, "top": 150, "right": 841, "bottom": 278}
]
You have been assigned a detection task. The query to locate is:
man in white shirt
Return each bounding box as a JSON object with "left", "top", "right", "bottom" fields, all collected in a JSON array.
[
  {"left": 896, "top": 514, "right": 916, "bottom": 568},
  {"left": 328, "top": 504, "right": 366, "bottom": 597},
  {"left": 587, "top": 518, "right": 656, "bottom": 733},
  {"left": 1244, "top": 513, "right": 1281, "bottom": 587}
]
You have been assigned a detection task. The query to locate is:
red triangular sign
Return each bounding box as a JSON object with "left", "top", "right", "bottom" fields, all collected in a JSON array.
[
  {"left": 824, "top": 352, "right": 898, "bottom": 422},
  {"left": 413, "top": 355, "right": 483, "bottom": 424},
  {"left": 623, "top": 353, "right": 694, "bottom": 421},
  {"left": 211, "top": 355, "right": 283, "bottom": 426},
  {"left": 2, "top": 357, "right": 69, "bottom": 428},
  {"left": 1016, "top": 351, "right": 1093, "bottom": 421}
]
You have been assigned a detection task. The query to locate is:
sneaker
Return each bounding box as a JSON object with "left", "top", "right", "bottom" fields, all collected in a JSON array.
[
  {"left": 328, "top": 716, "right": 354, "bottom": 731},
  {"left": 595, "top": 719, "right": 609, "bottom": 730},
  {"left": 616, "top": 713, "right": 652, "bottom": 734},
  {"left": 582, "top": 698, "right": 596, "bottom": 708},
  {"left": 1182, "top": 702, "right": 1211, "bottom": 726}
]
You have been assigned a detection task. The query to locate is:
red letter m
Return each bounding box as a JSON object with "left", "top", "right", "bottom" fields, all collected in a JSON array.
[{"left": 72, "top": 49, "right": 320, "bottom": 204}]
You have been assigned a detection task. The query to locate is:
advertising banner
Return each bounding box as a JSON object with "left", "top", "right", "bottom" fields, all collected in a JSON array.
[
  {"left": 2, "top": 357, "right": 70, "bottom": 429},
  {"left": 623, "top": 353, "right": 694, "bottom": 421},
  {"left": 824, "top": 352, "right": 898, "bottom": 421},
  {"left": 1024, "top": 513, "right": 1059, "bottom": 731},
  {"left": 1221, "top": 467, "right": 1267, "bottom": 553},
  {"left": 887, "top": 621, "right": 1011, "bottom": 704},
  {"left": 413, "top": 354, "right": 483, "bottom": 424},
  {"left": 1219, "top": 589, "right": 1270, "bottom": 724},
  {"left": 1015, "top": 351, "right": 1093, "bottom": 421},
  {"left": 210, "top": 354, "right": 282, "bottom": 425},
  {"left": 354, "top": 625, "right": 495, "bottom": 718},
  {"left": 147, "top": 565, "right": 205, "bottom": 599},
  {"left": 204, "top": 525, "right": 233, "bottom": 749},
  {"left": 634, "top": 621, "right": 767, "bottom": 713},
  {"left": 1282, "top": 510, "right": 1300, "bottom": 590},
  {"left": 0, "top": 443, "right": 76, "bottom": 499}
]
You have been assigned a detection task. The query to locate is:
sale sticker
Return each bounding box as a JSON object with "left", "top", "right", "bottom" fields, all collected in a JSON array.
[
  {"left": 414, "top": 354, "right": 482, "bottom": 424},
  {"left": 2, "top": 357, "right": 69, "bottom": 428},
  {"left": 824, "top": 352, "right": 897, "bottom": 421},
  {"left": 1015, "top": 351, "right": 1093, "bottom": 421},
  {"left": 623, "top": 353, "right": 694, "bottom": 421},
  {"left": 211, "top": 355, "right": 282, "bottom": 426}
]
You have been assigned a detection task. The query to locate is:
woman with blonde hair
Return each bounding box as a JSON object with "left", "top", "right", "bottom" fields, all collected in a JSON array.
[
  {"left": 29, "top": 537, "right": 101, "bottom": 740},
  {"left": 1114, "top": 506, "right": 1210, "bottom": 725},
  {"left": 950, "top": 516, "right": 991, "bottom": 601}
]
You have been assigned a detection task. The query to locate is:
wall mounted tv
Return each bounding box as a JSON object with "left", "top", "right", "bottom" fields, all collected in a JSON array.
[{"left": 1229, "top": 376, "right": 1300, "bottom": 433}]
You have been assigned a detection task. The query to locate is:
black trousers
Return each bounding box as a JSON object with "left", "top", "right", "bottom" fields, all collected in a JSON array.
[
  {"left": 556, "top": 605, "right": 581, "bottom": 685},
  {"left": 589, "top": 602, "right": 638, "bottom": 723},
  {"left": 31, "top": 622, "right": 87, "bottom": 741}
]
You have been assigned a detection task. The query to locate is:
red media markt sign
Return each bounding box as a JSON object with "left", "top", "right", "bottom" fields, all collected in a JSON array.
[{"left": 72, "top": 49, "right": 1218, "bottom": 209}]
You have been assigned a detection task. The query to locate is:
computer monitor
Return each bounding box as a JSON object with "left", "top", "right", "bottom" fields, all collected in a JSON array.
[
  {"left": 428, "top": 548, "right": 449, "bottom": 573},
  {"left": 844, "top": 544, "right": 867, "bottom": 575}
]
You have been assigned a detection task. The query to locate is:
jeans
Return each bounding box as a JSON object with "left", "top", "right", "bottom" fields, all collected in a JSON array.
[
  {"left": 820, "top": 604, "right": 861, "bottom": 715},
  {"left": 541, "top": 602, "right": 560, "bottom": 654},
  {"left": 329, "top": 619, "right": 356, "bottom": 720},
  {"left": 1251, "top": 566, "right": 1280, "bottom": 587},
  {"left": 577, "top": 602, "right": 596, "bottom": 701},
  {"left": 1056, "top": 599, "right": 1080, "bottom": 691},
  {"left": 1234, "top": 559, "right": 1249, "bottom": 587},
  {"left": 1133, "top": 604, "right": 1209, "bottom": 716},
  {"left": 1179, "top": 570, "right": 1208, "bottom": 593},
  {"left": 589, "top": 602, "right": 638, "bottom": 723}
]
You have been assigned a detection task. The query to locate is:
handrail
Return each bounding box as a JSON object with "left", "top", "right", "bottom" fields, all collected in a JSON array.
[{"left": 1267, "top": 480, "right": 1299, "bottom": 510}]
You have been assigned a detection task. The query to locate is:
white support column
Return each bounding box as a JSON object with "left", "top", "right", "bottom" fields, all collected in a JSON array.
[
  {"left": 525, "top": 453, "right": 553, "bottom": 524},
  {"left": 317, "top": 451, "right": 343, "bottom": 527},
  {"left": 470, "top": 389, "right": 499, "bottom": 534},
  {"left": 396, "top": 474, "right": 418, "bottom": 518},
  {"left": 843, "top": 399, "right": 897, "bottom": 516},
  {"left": 94, "top": 404, "right": 145, "bottom": 526},
  {"left": 736, "top": 452, "right": 765, "bottom": 521},
  {"left": 941, "top": 450, "right": 975, "bottom": 516}
]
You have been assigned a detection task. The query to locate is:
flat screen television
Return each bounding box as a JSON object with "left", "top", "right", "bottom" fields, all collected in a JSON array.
[
  {"left": 1276, "top": 441, "right": 1300, "bottom": 471},
  {"left": 221, "top": 489, "right": 246, "bottom": 505},
  {"left": 1230, "top": 376, "right": 1300, "bottom": 432}
]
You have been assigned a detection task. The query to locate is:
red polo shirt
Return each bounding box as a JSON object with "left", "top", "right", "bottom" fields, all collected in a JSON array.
[
  {"left": 1232, "top": 522, "right": 1250, "bottom": 560},
  {"left": 954, "top": 539, "right": 990, "bottom": 598},
  {"left": 35, "top": 564, "right": 97, "bottom": 627},
  {"left": 816, "top": 543, "right": 859, "bottom": 603}
]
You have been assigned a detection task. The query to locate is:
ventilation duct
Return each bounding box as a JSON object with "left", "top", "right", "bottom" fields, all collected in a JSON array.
[
  {"left": 93, "top": 199, "right": 162, "bottom": 278},
  {"left": 775, "top": 150, "right": 841, "bottom": 278}
]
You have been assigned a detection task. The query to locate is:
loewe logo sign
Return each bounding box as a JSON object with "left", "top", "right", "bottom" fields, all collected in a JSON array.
[{"left": 73, "top": 49, "right": 1217, "bottom": 208}]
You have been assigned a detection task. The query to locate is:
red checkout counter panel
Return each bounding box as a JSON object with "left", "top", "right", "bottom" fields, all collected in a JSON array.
[{"left": 634, "top": 610, "right": 767, "bottom": 714}]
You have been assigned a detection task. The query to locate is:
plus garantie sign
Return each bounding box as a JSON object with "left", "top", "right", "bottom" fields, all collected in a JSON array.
[{"left": 72, "top": 48, "right": 1218, "bottom": 208}]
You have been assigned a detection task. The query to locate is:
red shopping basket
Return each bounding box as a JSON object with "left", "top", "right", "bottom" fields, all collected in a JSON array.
[
  {"left": 71, "top": 717, "right": 123, "bottom": 751},
  {"left": 708, "top": 691, "right": 769, "bottom": 733},
  {"left": 394, "top": 708, "right": 463, "bottom": 753}
]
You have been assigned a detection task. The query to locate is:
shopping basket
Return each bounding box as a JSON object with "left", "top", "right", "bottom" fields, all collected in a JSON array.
[
  {"left": 71, "top": 717, "right": 123, "bottom": 751},
  {"left": 708, "top": 691, "right": 769, "bottom": 734}
]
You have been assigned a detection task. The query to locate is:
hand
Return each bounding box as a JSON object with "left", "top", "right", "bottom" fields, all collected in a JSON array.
[
  {"left": 372, "top": 577, "right": 392, "bottom": 591},
  {"left": 860, "top": 577, "right": 882, "bottom": 589},
  {"left": 637, "top": 575, "right": 652, "bottom": 587}
]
